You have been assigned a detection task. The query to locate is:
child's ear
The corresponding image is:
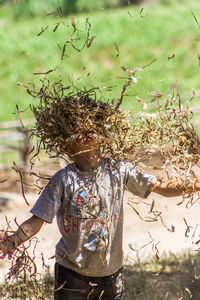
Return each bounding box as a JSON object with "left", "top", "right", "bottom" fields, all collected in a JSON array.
[{"left": 61, "top": 141, "right": 76, "bottom": 155}]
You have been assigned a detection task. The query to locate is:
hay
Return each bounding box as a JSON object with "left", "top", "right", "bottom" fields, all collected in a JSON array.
[
  {"left": 27, "top": 79, "right": 200, "bottom": 169},
  {"left": 28, "top": 80, "right": 136, "bottom": 161}
]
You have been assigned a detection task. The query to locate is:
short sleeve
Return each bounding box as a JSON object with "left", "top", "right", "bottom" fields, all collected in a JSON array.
[
  {"left": 125, "top": 163, "right": 155, "bottom": 198},
  {"left": 30, "top": 169, "right": 64, "bottom": 223}
]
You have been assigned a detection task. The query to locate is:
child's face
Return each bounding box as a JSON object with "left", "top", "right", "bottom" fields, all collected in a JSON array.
[{"left": 65, "top": 135, "right": 101, "bottom": 171}]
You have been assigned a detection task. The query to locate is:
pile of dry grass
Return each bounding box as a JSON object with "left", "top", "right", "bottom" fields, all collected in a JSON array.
[
  {"left": 27, "top": 80, "right": 200, "bottom": 178},
  {"left": 28, "top": 80, "right": 136, "bottom": 161}
]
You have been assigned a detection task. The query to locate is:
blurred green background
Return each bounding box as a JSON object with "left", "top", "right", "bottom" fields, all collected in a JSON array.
[{"left": 0, "top": 0, "right": 200, "bottom": 125}]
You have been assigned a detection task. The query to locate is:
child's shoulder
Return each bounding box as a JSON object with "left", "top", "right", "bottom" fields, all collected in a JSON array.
[{"left": 51, "top": 164, "right": 73, "bottom": 180}]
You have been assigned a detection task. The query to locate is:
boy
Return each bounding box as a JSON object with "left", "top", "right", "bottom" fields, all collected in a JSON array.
[
  {"left": 1, "top": 91, "right": 200, "bottom": 299},
  {"left": 1, "top": 133, "right": 200, "bottom": 300}
]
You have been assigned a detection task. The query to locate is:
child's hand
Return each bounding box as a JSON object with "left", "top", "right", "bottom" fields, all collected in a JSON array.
[
  {"left": 0, "top": 232, "right": 16, "bottom": 260},
  {"left": 194, "top": 175, "right": 200, "bottom": 191}
]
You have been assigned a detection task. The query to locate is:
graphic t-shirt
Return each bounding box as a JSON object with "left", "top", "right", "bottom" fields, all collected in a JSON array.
[{"left": 30, "top": 158, "right": 155, "bottom": 276}]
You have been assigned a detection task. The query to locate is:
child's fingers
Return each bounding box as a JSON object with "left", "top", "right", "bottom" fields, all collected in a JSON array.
[
  {"left": 0, "top": 242, "right": 4, "bottom": 251},
  {"left": 0, "top": 232, "right": 5, "bottom": 241},
  {"left": 0, "top": 239, "right": 15, "bottom": 260},
  {"left": 194, "top": 175, "right": 200, "bottom": 190},
  {"left": 0, "top": 250, "right": 6, "bottom": 260},
  {"left": 0, "top": 248, "right": 14, "bottom": 260},
  {"left": 0, "top": 243, "right": 7, "bottom": 258},
  {"left": 7, "top": 253, "right": 12, "bottom": 260}
]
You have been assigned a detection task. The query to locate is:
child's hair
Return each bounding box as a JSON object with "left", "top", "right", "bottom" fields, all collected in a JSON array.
[
  {"left": 29, "top": 82, "right": 133, "bottom": 159},
  {"left": 28, "top": 80, "right": 200, "bottom": 169}
]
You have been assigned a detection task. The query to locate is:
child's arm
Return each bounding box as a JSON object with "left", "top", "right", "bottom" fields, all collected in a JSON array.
[
  {"left": 148, "top": 175, "right": 200, "bottom": 197},
  {"left": 0, "top": 215, "right": 44, "bottom": 260}
]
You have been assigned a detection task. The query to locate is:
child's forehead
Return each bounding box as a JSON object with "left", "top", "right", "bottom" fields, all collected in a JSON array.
[
  {"left": 66, "top": 134, "right": 100, "bottom": 152},
  {"left": 68, "top": 131, "right": 100, "bottom": 143}
]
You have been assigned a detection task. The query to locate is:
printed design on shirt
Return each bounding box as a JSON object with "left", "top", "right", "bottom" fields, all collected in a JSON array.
[
  {"left": 74, "top": 189, "right": 88, "bottom": 206},
  {"left": 63, "top": 186, "right": 115, "bottom": 253},
  {"left": 63, "top": 213, "right": 121, "bottom": 235},
  {"left": 83, "top": 210, "right": 109, "bottom": 252},
  {"left": 71, "top": 187, "right": 101, "bottom": 218}
]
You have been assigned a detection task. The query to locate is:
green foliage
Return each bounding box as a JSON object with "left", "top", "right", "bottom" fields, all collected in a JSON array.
[
  {"left": 0, "top": 0, "right": 200, "bottom": 130},
  {"left": 75, "top": 0, "right": 120, "bottom": 13},
  {"left": 62, "top": 0, "right": 77, "bottom": 14},
  {"left": 1, "top": 0, "right": 132, "bottom": 16},
  {"left": 12, "top": 0, "right": 64, "bottom": 17}
]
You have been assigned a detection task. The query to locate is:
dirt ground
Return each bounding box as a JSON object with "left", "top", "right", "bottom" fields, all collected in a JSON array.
[{"left": 0, "top": 164, "right": 200, "bottom": 282}]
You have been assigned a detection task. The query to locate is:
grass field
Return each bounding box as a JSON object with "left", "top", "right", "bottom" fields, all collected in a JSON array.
[
  {"left": 1, "top": 3, "right": 200, "bottom": 298},
  {"left": 0, "top": 0, "right": 200, "bottom": 126}
]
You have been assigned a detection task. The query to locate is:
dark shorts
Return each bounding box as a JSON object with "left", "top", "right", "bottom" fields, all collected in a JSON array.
[{"left": 54, "top": 263, "right": 124, "bottom": 300}]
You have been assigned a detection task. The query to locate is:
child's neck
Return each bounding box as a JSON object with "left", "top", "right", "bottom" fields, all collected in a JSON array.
[
  {"left": 75, "top": 162, "right": 99, "bottom": 172},
  {"left": 70, "top": 147, "right": 102, "bottom": 172},
  {"left": 75, "top": 163, "right": 93, "bottom": 172}
]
